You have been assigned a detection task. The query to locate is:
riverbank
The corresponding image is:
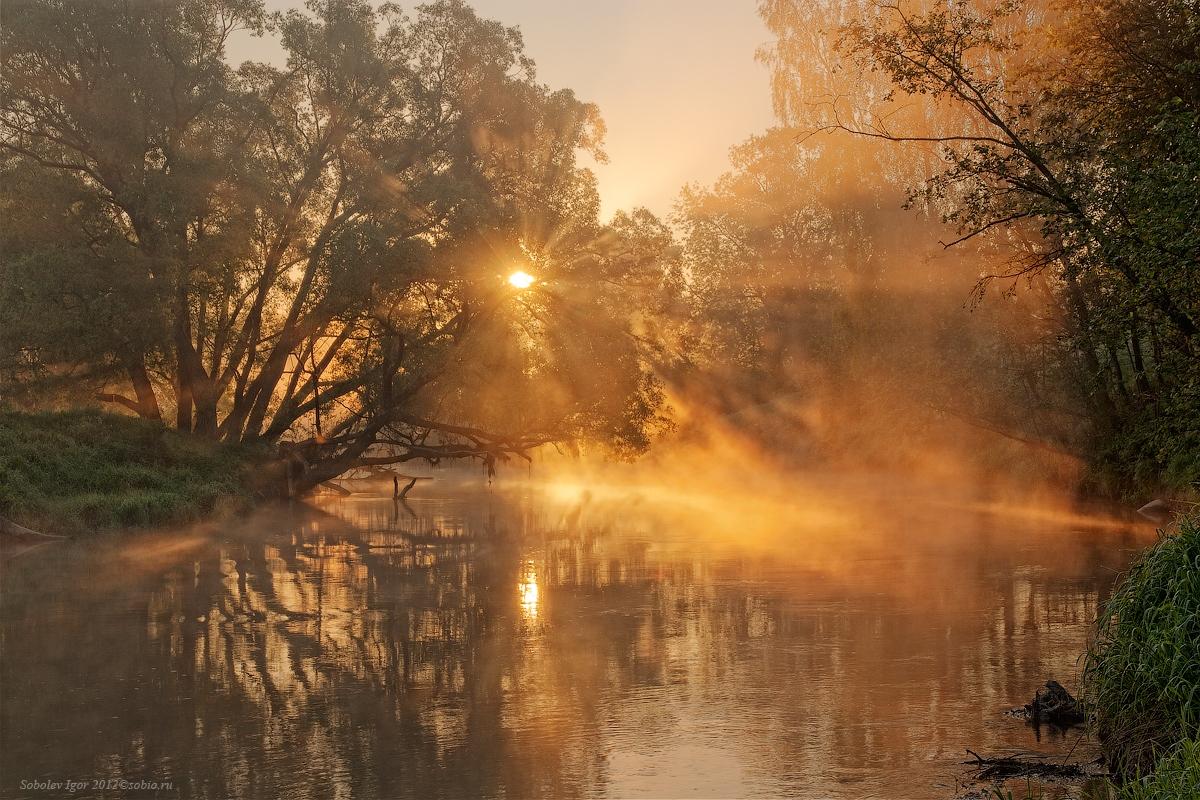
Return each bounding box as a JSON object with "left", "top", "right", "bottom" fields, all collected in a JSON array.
[
  {"left": 1082, "top": 513, "right": 1200, "bottom": 798},
  {"left": 967, "top": 516, "right": 1198, "bottom": 800},
  {"left": 0, "top": 410, "right": 262, "bottom": 536}
]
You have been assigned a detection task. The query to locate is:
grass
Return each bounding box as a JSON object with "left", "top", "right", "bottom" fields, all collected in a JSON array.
[
  {"left": 987, "top": 517, "right": 1200, "bottom": 800},
  {"left": 1083, "top": 514, "right": 1200, "bottom": 785},
  {"left": 0, "top": 409, "right": 263, "bottom": 535},
  {"left": 1111, "top": 737, "right": 1200, "bottom": 799}
]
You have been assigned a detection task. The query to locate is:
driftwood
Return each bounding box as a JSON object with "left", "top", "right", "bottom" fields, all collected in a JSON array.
[
  {"left": 392, "top": 475, "right": 431, "bottom": 499},
  {"left": 0, "top": 516, "right": 63, "bottom": 540},
  {"left": 963, "top": 750, "right": 1088, "bottom": 781},
  {"left": 0, "top": 516, "right": 66, "bottom": 558},
  {"left": 1136, "top": 498, "right": 1172, "bottom": 523}
]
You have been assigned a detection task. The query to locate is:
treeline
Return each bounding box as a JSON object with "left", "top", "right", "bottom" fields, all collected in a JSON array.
[
  {"left": 668, "top": 0, "right": 1199, "bottom": 493},
  {"left": 1, "top": 0, "right": 1196, "bottom": 496}
]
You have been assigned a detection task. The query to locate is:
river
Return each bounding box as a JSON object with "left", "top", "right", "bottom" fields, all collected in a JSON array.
[{"left": 0, "top": 475, "right": 1153, "bottom": 799}]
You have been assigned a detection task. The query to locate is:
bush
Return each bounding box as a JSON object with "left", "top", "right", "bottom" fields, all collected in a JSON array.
[{"left": 1083, "top": 516, "right": 1200, "bottom": 778}]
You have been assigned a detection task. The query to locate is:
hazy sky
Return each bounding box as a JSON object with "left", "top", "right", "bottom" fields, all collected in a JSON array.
[{"left": 227, "top": 1, "right": 776, "bottom": 219}]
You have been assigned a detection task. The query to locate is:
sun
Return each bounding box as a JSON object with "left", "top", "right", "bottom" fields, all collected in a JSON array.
[{"left": 508, "top": 270, "right": 536, "bottom": 289}]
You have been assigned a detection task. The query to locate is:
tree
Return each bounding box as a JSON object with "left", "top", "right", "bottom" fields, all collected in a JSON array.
[
  {"left": 1, "top": 0, "right": 672, "bottom": 491},
  {"left": 756, "top": 0, "right": 1200, "bottom": 488},
  {"left": 1, "top": 0, "right": 264, "bottom": 421}
]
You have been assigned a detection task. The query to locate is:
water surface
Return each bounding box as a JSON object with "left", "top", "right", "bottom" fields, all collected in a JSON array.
[{"left": 0, "top": 478, "right": 1151, "bottom": 798}]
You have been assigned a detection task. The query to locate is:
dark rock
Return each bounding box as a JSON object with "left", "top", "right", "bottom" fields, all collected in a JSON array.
[{"left": 1026, "top": 680, "right": 1086, "bottom": 727}]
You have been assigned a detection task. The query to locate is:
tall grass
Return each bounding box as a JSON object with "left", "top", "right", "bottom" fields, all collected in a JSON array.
[
  {"left": 1111, "top": 737, "right": 1200, "bottom": 799},
  {"left": 1083, "top": 515, "right": 1200, "bottom": 779},
  {"left": 0, "top": 409, "right": 261, "bottom": 534}
]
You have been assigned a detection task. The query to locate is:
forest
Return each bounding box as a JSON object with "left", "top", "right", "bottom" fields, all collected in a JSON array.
[{"left": 1, "top": 0, "right": 1197, "bottom": 499}]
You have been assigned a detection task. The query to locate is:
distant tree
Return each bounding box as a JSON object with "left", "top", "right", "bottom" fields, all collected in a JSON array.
[
  {"left": 672, "top": 125, "right": 1076, "bottom": 468},
  {"left": 756, "top": 0, "right": 1200, "bottom": 488}
]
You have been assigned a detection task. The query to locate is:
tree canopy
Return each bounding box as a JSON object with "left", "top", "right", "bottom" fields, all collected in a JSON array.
[
  {"left": 683, "top": 0, "right": 1200, "bottom": 489},
  {"left": 1, "top": 0, "right": 672, "bottom": 490}
]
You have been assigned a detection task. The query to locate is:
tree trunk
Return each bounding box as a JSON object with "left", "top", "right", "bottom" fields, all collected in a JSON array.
[
  {"left": 1128, "top": 315, "right": 1152, "bottom": 395},
  {"left": 126, "top": 356, "right": 163, "bottom": 422},
  {"left": 1064, "top": 276, "right": 1118, "bottom": 424}
]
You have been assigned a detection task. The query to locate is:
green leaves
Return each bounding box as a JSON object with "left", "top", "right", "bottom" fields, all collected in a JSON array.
[{"left": 1, "top": 0, "right": 671, "bottom": 477}]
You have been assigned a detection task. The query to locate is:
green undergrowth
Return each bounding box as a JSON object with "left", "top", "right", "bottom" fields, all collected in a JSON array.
[
  {"left": 0, "top": 409, "right": 263, "bottom": 535},
  {"left": 1083, "top": 514, "right": 1200, "bottom": 796},
  {"left": 1110, "top": 737, "right": 1200, "bottom": 799}
]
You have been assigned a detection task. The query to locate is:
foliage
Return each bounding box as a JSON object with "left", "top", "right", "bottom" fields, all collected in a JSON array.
[
  {"left": 672, "top": 128, "right": 1079, "bottom": 475},
  {"left": 1083, "top": 516, "right": 1200, "bottom": 779},
  {"left": 0, "top": 0, "right": 673, "bottom": 489},
  {"left": 751, "top": 0, "right": 1200, "bottom": 494},
  {"left": 1111, "top": 737, "right": 1200, "bottom": 800},
  {"left": 1094, "top": 380, "right": 1200, "bottom": 495},
  {"left": 0, "top": 410, "right": 260, "bottom": 534}
]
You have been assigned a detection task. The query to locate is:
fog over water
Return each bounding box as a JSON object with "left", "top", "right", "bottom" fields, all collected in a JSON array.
[{"left": 0, "top": 471, "right": 1154, "bottom": 799}]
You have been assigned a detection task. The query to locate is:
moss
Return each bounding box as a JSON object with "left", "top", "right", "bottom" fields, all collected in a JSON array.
[{"left": 0, "top": 409, "right": 263, "bottom": 535}]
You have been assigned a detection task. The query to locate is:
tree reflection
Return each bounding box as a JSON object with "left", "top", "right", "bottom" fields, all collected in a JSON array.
[{"left": 1, "top": 491, "right": 1145, "bottom": 799}]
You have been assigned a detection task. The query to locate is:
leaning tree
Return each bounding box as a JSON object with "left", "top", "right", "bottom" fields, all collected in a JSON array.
[{"left": 0, "top": 0, "right": 674, "bottom": 492}]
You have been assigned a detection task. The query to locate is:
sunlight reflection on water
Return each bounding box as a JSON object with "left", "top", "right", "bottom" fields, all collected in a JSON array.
[
  {"left": 520, "top": 560, "right": 541, "bottom": 621},
  {"left": 0, "top": 479, "right": 1152, "bottom": 799}
]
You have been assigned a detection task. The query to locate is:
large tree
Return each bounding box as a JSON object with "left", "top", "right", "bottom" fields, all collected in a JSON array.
[{"left": 1, "top": 0, "right": 671, "bottom": 491}]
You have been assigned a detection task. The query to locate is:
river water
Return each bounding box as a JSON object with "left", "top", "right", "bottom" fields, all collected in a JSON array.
[{"left": 0, "top": 476, "right": 1153, "bottom": 799}]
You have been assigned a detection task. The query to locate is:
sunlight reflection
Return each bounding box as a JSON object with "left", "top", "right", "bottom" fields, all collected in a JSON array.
[{"left": 518, "top": 560, "right": 540, "bottom": 620}]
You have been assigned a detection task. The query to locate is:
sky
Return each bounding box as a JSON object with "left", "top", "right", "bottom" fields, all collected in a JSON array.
[{"left": 227, "top": 0, "right": 776, "bottom": 219}]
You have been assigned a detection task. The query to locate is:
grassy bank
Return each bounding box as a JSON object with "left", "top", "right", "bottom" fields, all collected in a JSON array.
[
  {"left": 1084, "top": 514, "right": 1200, "bottom": 797},
  {"left": 0, "top": 410, "right": 262, "bottom": 535}
]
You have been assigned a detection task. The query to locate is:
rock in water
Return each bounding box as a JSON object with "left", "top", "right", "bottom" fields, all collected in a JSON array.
[{"left": 1027, "top": 680, "right": 1086, "bottom": 726}]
